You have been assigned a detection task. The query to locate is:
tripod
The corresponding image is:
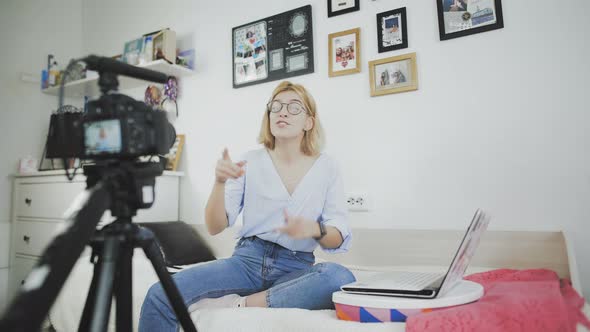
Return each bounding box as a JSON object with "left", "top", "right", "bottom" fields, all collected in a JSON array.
[{"left": 0, "top": 161, "right": 197, "bottom": 332}]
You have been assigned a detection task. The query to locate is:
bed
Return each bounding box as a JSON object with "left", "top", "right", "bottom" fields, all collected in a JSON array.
[{"left": 48, "top": 226, "right": 590, "bottom": 331}]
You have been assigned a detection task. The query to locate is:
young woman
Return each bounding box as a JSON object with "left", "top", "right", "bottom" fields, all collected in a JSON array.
[{"left": 139, "top": 81, "right": 355, "bottom": 331}]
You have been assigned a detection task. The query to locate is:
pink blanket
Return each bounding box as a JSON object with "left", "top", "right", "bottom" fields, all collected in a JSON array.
[{"left": 406, "top": 269, "right": 590, "bottom": 332}]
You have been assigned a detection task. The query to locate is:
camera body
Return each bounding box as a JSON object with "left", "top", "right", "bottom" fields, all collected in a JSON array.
[{"left": 46, "top": 93, "right": 175, "bottom": 160}]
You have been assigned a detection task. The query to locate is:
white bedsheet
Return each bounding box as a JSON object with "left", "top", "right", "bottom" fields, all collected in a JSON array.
[
  {"left": 49, "top": 250, "right": 410, "bottom": 331},
  {"left": 49, "top": 249, "right": 590, "bottom": 332}
]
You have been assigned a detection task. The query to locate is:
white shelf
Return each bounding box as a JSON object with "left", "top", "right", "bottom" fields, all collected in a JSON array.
[{"left": 41, "top": 60, "right": 194, "bottom": 98}]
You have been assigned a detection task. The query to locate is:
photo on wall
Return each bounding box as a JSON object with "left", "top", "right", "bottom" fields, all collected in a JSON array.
[
  {"left": 376, "top": 7, "right": 408, "bottom": 53},
  {"left": 233, "top": 22, "right": 268, "bottom": 85},
  {"left": 327, "top": 0, "right": 360, "bottom": 17},
  {"left": 369, "top": 52, "right": 418, "bottom": 97},
  {"left": 328, "top": 28, "right": 361, "bottom": 77},
  {"left": 232, "top": 5, "right": 314, "bottom": 88},
  {"left": 437, "top": 0, "right": 504, "bottom": 40}
]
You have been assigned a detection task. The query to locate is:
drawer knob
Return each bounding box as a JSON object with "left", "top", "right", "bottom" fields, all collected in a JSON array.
[
  {"left": 23, "top": 235, "right": 30, "bottom": 243},
  {"left": 25, "top": 198, "right": 32, "bottom": 206}
]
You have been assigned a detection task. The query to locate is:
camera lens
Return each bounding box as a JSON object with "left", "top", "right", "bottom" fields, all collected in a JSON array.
[{"left": 166, "top": 123, "right": 176, "bottom": 149}]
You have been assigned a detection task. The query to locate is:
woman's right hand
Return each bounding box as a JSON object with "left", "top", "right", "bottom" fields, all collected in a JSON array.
[{"left": 215, "top": 148, "right": 246, "bottom": 184}]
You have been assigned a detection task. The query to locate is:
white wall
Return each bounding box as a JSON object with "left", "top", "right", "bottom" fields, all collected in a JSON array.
[
  {"left": 0, "top": 0, "right": 82, "bottom": 311},
  {"left": 0, "top": 0, "right": 82, "bottom": 313},
  {"left": 0, "top": 0, "right": 83, "bottom": 222},
  {"left": 26, "top": 0, "right": 588, "bottom": 299}
]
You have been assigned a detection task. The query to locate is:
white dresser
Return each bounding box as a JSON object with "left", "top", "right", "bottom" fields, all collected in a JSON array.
[{"left": 7, "top": 170, "right": 183, "bottom": 302}]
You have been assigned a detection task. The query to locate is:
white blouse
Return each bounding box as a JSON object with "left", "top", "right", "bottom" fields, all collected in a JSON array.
[{"left": 225, "top": 148, "right": 351, "bottom": 253}]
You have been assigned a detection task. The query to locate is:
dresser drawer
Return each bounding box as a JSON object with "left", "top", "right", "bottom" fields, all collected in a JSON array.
[
  {"left": 8, "top": 255, "right": 38, "bottom": 301},
  {"left": 14, "top": 221, "right": 66, "bottom": 256},
  {"left": 17, "top": 181, "right": 85, "bottom": 219}
]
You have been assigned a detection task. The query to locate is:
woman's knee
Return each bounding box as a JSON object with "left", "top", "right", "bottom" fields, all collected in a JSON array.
[
  {"left": 315, "top": 262, "right": 356, "bottom": 288},
  {"left": 144, "top": 282, "right": 168, "bottom": 309}
]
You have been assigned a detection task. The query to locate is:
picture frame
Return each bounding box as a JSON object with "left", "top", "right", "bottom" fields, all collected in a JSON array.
[
  {"left": 327, "top": 0, "right": 360, "bottom": 18},
  {"left": 369, "top": 52, "right": 418, "bottom": 97},
  {"left": 232, "top": 5, "right": 314, "bottom": 88},
  {"left": 328, "top": 28, "right": 361, "bottom": 77},
  {"left": 165, "top": 134, "right": 185, "bottom": 171},
  {"left": 376, "top": 7, "right": 408, "bottom": 53},
  {"left": 437, "top": 0, "right": 504, "bottom": 41}
]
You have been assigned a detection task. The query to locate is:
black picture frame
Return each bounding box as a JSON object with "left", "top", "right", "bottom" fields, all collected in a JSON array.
[
  {"left": 436, "top": 0, "right": 504, "bottom": 41},
  {"left": 376, "top": 7, "right": 408, "bottom": 53},
  {"left": 232, "top": 5, "right": 314, "bottom": 89},
  {"left": 327, "top": 0, "right": 360, "bottom": 18}
]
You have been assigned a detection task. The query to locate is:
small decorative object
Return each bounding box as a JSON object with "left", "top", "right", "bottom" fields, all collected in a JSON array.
[
  {"left": 149, "top": 28, "right": 177, "bottom": 64},
  {"left": 376, "top": 7, "right": 408, "bottom": 53},
  {"left": 62, "top": 62, "right": 86, "bottom": 84},
  {"left": 328, "top": 28, "right": 361, "bottom": 77},
  {"left": 165, "top": 134, "right": 185, "bottom": 171},
  {"left": 177, "top": 49, "right": 195, "bottom": 70},
  {"left": 327, "top": 0, "right": 360, "bottom": 17},
  {"left": 139, "top": 35, "right": 154, "bottom": 65},
  {"left": 47, "top": 55, "right": 61, "bottom": 87},
  {"left": 123, "top": 37, "right": 144, "bottom": 65},
  {"left": 144, "top": 77, "right": 179, "bottom": 116},
  {"left": 437, "top": 0, "right": 504, "bottom": 41},
  {"left": 41, "top": 69, "right": 49, "bottom": 90},
  {"left": 39, "top": 105, "right": 82, "bottom": 171},
  {"left": 163, "top": 77, "right": 179, "bottom": 116},
  {"left": 163, "top": 77, "right": 178, "bottom": 102},
  {"left": 369, "top": 52, "right": 418, "bottom": 97},
  {"left": 233, "top": 5, "right": 314, "bottom": 88},
  {"left": 18, "top": 156, "right": 38, "bottom": 174},
  {"left": 145, "top": 85, "right": 162, "bottom": 106}
]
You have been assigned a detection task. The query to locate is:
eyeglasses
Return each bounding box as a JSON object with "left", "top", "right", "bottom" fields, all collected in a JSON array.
[{"left": 267, "top": 100, "right": 307, "bottom": 115}]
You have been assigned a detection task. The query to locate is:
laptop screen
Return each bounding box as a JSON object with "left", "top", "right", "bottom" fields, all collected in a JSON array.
[{"left": 437, "top": 209, "right": 490, "bottom": 295}]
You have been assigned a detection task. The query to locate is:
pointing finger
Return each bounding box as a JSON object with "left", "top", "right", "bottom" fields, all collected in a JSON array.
[{"left": 222, "top": 148, "right": 231, "bottom": 161}]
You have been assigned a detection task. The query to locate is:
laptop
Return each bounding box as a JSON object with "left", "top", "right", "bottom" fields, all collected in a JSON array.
[{"left": 341, "top": 209, "right": 490, "bottom": 299}]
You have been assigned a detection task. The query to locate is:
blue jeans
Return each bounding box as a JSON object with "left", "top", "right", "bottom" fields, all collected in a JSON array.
[{"left": 139, "top": 236, "right": 356, "bottom": 332}]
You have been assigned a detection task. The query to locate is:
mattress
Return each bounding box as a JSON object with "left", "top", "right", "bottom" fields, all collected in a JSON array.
[{"left": 48, "top": 250, "right": 590, "bottom": 332}]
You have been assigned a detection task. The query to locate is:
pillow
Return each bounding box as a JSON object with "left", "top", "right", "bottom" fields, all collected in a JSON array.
[{"left": 137, "top": 221, "right": 216, "bottom": 267}]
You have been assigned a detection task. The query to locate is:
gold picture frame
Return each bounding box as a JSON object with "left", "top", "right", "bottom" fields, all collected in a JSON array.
[
  {"left": 369, "top": 52, "right": 418, "bottom": 97},
  {"left": 328, "top": 28, "right": 361, "bottom": 77},
  {"left": 165, "top": 134, "right": 185, "bottom": 171}
]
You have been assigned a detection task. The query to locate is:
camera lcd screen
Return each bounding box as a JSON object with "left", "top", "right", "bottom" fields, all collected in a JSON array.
[{"left": 84, "top": 119, "right": 122, "bottom": 155}]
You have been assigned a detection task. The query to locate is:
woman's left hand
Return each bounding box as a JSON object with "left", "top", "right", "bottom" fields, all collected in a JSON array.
[{"left": 275, "top": 209, "right": 319, "bottom": 239}]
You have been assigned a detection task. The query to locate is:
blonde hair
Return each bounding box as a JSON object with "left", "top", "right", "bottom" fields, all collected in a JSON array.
[{"left": 258, "top": 81, "right": 325, "bottom": 156}]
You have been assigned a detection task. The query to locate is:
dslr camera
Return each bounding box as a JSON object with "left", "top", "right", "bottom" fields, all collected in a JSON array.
[{"left": 46, "top": 55, "right": 176, "bottom": 160}]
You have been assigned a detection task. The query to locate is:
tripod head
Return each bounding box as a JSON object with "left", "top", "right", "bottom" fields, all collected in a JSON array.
[{"left": 83, "top": 160, "right": 164, "bottom": 220}]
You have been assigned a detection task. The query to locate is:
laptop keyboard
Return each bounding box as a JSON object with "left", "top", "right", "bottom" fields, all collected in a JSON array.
[{"left": 369, "top": 271, "right": 443, "bottom": 290}]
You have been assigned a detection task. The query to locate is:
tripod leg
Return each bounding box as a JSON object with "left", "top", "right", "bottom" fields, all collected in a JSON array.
[
  {"left": 137, "top": 227, "right": 197, "bottom": 332},
  {"left": 0, "top": 183, "right": 110, "bottom": 332},
  {"left": 86, "top": 235, "right": 121, "bottom": 332},
  {"left": 78, "top": 252, "right": 101, "bottom": 331},
  {"left": 114, "top": 237, "right": 134, "bottom": 331}
]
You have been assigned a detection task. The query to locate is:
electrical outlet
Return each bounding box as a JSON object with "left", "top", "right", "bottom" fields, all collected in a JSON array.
[{"left": 346, "top": 193, "right": 369, "bottom": 212}]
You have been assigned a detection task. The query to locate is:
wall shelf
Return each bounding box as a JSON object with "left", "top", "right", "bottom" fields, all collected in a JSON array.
[{"left": 41, "top": 60, "right": 194, "bottom": 98}]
